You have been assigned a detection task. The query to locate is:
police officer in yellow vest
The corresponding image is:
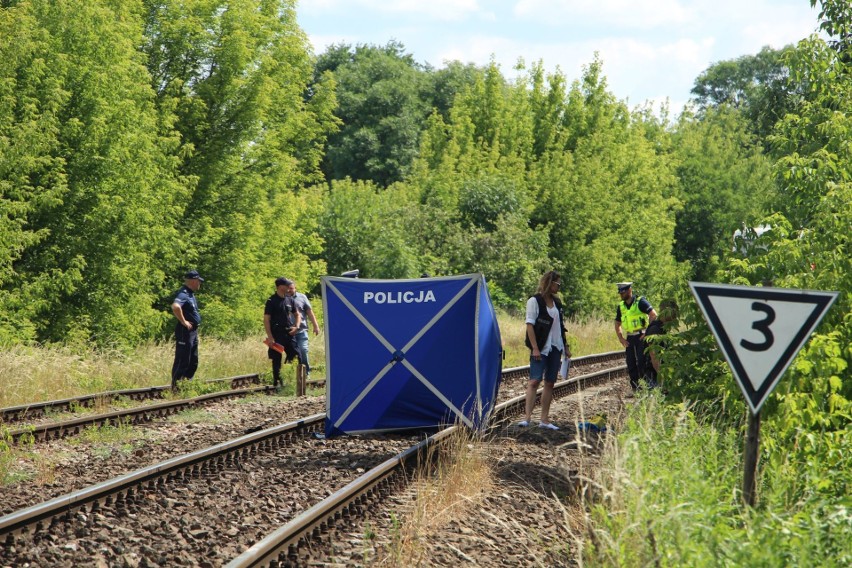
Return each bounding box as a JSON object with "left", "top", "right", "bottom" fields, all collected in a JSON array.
[{"left": 614, "top": 282, "right": 657, "bottom": 391}]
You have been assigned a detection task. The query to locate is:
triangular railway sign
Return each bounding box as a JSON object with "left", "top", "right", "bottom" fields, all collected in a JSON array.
[{"left": 689, "top": 282, "right": 839, "bottom": 414}]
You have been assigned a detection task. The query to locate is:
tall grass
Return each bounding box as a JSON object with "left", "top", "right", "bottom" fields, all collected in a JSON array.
[
  {"left": 0, "top": 337, "right": 270, "bottom": 408},
  {"left": 1, "top": 313, "right": 615, "bottom": 408},
  {"left": 498, "top": 310, "right": 621, "bottom": 367},
  {"left": 582, "top": 393, "right": 852, "bottom": 566},
  {"left": 371, "top": 427, "right": 493, "bottom": 567}
]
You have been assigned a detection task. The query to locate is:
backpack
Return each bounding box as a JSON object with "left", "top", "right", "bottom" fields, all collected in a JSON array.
[{"left": 524, "top": 294, "right": 566, "bottom": 351}]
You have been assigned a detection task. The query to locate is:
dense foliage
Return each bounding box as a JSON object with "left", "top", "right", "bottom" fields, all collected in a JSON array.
[
  {"left": 318, "top": 57, "right": 687, "bottom": 312},
  {"left": 691, "top": 45, "right": 801, "bottom": 139},
  {"left": 1, "top": 0, "right": 334, "bottom": 346},
  {"left": 1, "top": 1, "right": 848, "bottom": 405},
  {"left": 659, "top": 0, "right": 850, "bottom": 532},
  {"left": 2, "top": 0, "right": 849, "bottom": 561}
]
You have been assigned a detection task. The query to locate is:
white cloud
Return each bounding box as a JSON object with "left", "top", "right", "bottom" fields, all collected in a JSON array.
[
  {"left": 428, "top": 31, "right": 719, "bottom": 115},
  {"left": 301, "top": 0, "right": 483, "bottom": 22},
  {"left": 597, "top": 37, "right": 716, "bottom": 107},
  {"left": 298, "top": 0, "right": 345, "bottom": 15},
  {"left": 298, "top": 0, "right": 823, "bottom": 115},
  {"left": 434, "top": 35, "right": 519, "bottom": 67},
  {"left": 306, "top": 33, "right": 351, "bottom": 54},
  {"left": 740, "top": 20, "right": 819, "bottom": 51},
  {"left": 690, "top": 1, "right": 819, "bottom": 50},
  {"left": 370, "top": 0, "right": 483, "bottom": 22},
  {"left": 513, "top": 0, "right": 695, "bottom": 29}
]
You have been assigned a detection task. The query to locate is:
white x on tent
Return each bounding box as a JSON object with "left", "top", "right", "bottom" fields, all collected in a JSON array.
[{"left": 321, "top": 274, "right": 503, "bottom": 437}]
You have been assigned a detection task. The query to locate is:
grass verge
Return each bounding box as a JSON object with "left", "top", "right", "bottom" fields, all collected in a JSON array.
[
  {"left": 368, "top": 427, "right": 493, "bottom": 567},
  {"left": 582, "top": 392, "right": 852, "bottom": 566},
  {"left": 0, "top": 337, "right": 270, "bottom": 408},
  {"left": 498, "top": 311, "right": 621, "bottom": 367}
]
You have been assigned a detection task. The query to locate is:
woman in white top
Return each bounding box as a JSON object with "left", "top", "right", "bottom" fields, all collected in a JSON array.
[{"left": 519, "top": 270, "right": 568, "bottom": 430}]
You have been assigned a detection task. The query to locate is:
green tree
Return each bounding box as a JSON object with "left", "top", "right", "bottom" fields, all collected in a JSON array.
[
  {"left": 757, "top": 0, "right": 852, "bottom": 504},
  {"left": 531, "top": 61, "right": 680, "bottom": 314},
  {"left": 671, "top": 106, "right": 775, "bottom": 281},
  {"left": 0, "top": 3, "right": 65, "bottom": 342},
  {"left": 1, "top": 0, "right": 334, "bottom": 346},
  {"left": 318, "top": 178, "right": 420, "bottom": 279},
  {"left": 458, "top": 174, "right": 524, "bottom": 231},
  {"left": 690, "top": 46, "right": 799, "bottom": 138},
  {"left": 665, "top": 0, "right": 852, "bottom": 504},
  {"left": 1, "top": 0, "right": 187, "bottom": 347},
  {"left": 463, "top": 213, "right": 551, "bottom": 306},
  {"left": 427, "top": 61, "right": 483, "bottom": 122},
  {"left": 408, "top": 57, "right": 681, "bottom": 315},
  {"left": 316, "top": 41, "right": 430, "bottom": 186},
  {"left": 142, "top": 0, "right": 336, "bottom": 336}
]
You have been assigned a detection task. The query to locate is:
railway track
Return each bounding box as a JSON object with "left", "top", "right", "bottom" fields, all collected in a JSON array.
[
  {"left": 1, "top": 375, "right": 265, "bottom": 444},
  {"left": 229, "top": 356, "right": 626, "bottom": 567},
  {"left": 1, "top": 374, "right": 262, "bottom": 423},
  {"left": 0, "top": 351, "right": 625, "bottom": 567}
]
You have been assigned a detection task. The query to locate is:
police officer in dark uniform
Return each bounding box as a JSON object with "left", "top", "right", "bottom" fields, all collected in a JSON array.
[
  {"left": 614, "top": 282, "right": 657, "bottom": 391},
  {"left": 264, "top": 277, "right": 302, "bottom": 387},
  {"left": 171, "top": 270, "right": 203, "bottom": 388}
]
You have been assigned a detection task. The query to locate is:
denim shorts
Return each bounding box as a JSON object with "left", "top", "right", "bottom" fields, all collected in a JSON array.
[{"left": 530, "top": 348, "right": 562, "bottom": 383}]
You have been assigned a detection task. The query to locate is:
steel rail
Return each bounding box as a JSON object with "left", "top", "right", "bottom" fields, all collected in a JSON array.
[
  {"left": 5, "top": 385, "right": 274, "bottom": 444},
  {"left": 500, "top": 349, "right": 623, "bottom": 381},
  {"left": 228, "top": 426, "right": 456, "bottom": 568},
  {"left": 305, "top": 350, "right": 624, "bottom": 387},
  {"left": 1, "top": 374, "right": 261, "bottom": 423},
  {"left": 226, "top": 362, "right": 627, "bottom": 567},
  {"left": 0, "top": 351, "right": 626, "bottom": 550},
  {"left": 0, "top": 413, "right": 325, "bottom": 541},
  {"left": 492, "top": 364, "right": 627, "bottom": 424}
]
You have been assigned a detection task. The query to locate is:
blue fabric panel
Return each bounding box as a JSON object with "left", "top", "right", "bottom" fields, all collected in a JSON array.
[
  {"left": 323, "top": 274, "right": 502, "bottom": 436},
  {"left": 478, "top": 279, "right": 504, "bottom": 413},
  {"left": 323, "top": 286, "right": 404, "bottom": 402}
]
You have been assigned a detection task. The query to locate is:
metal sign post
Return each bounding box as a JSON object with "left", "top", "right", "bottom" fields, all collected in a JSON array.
[
  {"left": 689, "top": 282, "right": 838, "bottom": 505},
  {"left": 742, "top": 411, "right": 760, "bottom": 506}
]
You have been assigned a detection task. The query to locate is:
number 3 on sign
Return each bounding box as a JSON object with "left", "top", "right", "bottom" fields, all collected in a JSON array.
[{"left": 740, "top": 302, "right": 775, "bottom": 352}]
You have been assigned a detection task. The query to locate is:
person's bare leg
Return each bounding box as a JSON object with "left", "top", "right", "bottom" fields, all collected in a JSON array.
[
  {"left": 540, "top": 382, "right": 555, "bottom": 424},
  {"left": 524, "top": 380, "right": 540, "bottom": 422}
]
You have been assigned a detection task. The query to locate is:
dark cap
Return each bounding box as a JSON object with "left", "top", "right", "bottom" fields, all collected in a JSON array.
[
  {"left": 617, "top": 282, "right": 632, "bottom": 292},
  {"left": 275, "top": 277, "right": 293, "bottom": 287},
  {"left": 185, "top": 270, "right": 204, "bottom": 281}
]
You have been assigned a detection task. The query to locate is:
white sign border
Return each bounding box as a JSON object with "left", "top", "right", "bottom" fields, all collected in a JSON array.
[{"left": 689, "top": 282, "right": 839, "bottom": 414}]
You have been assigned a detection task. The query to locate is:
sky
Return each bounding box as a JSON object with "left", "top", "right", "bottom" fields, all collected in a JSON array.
[{"left": 297, "top": 0, "right": 823, "bottom": 116}]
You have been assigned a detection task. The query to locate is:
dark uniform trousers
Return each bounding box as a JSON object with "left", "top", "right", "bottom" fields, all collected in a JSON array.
[
  {"left": 625, "top": 333, "right": 648, "bottom": 391},
  {"left": 172, "top": 325, "right": 199, "bottom": 387}
]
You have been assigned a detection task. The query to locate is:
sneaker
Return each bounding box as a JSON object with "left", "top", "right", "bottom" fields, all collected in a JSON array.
[
  {"left": 517, "top": 420, "right": 530, "bottom": 427},
  {"left": 538, "top": 422, "right": 559, "bottom": 430}
]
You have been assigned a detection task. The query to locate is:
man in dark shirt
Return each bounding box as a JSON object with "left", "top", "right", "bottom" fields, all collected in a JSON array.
[
  {"left": 264, "top": 277, "right": 302, "bottom": 387},
  {"left": 171, "top": 270, "right": 203, "bottom": 388}
]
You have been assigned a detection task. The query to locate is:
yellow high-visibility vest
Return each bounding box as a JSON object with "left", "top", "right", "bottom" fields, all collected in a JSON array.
[{"left": 619, "top": 298, "right": 648, "bottom": 333}]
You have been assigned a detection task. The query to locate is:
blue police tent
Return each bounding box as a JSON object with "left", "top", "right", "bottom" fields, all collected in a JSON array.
[{"left": 322, "top": 273, "right": 503, "bottom": 437}]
